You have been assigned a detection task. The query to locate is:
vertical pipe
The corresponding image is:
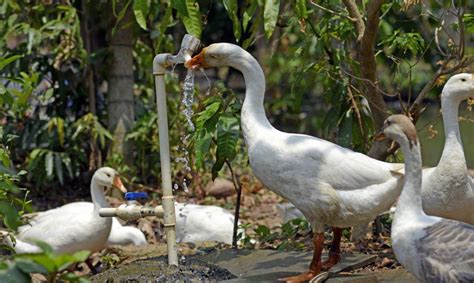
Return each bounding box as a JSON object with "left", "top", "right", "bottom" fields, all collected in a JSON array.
[
  {"left": 153, "top": 57, "right": 178, "bottom": 266},
  {"left": 152, "top": 34, "right": 200, "bottom": 266}
]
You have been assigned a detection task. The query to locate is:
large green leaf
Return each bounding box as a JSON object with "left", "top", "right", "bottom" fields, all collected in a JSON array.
[
  {"left": 0, "top": 55, "right": 23, "bottom": 71},
  {"left": 193, "top": 129, "right": 212, "bottom": 169},
  {"left": 212, "top": 114, "right": 240, "bottom": 179},
  {"left": 242, "top": 1, "right": 258, "bottom": 31},
  {"left": 171, "top": 0, "right": 188, "bottom": 17},
  {"left": 195, "top": 100, "right": 221, "bottom": 130},
  {"left": 182, "top": 0, "right": 202, "bottom": 38},
  {"left": 0, "top": 200, "right": 22, "bottom": 230},
  {"left": 223, "top": 0, "right": 241, "bottom": 41},
  {"left": 133, "top": 0, "right": 149, "bottom": 30},
  {"left": 263, "top": 0, "right": 280, "bottom": 39}
]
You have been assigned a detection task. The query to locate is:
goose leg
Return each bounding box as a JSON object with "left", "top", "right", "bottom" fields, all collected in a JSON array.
[
  {"left": 278, "top": 232, "right": 324, "bottom": 282},
  {"left": 322, "top": 227, "right": 342, "bottom": 270}
]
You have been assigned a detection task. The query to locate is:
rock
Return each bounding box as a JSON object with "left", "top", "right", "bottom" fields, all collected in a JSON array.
[{"left": 204, "top": 178, "right": 235, "bottom": 198}]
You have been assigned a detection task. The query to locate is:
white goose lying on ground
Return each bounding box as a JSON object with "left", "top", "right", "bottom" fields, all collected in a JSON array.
[
  {"left": 187, "top": 43, "right": 407, "bottom": 281},
  {"left": 379, "top": 114, "right": 474, "bottom": 282},
  {"left": 39, "top": 202, "right": 147, "bottom": 246},
  {"left": 175, "top": 203, "right": 237, "bottom": 245},
  {"left": 421, "top": 73, "right": 474, "bottom": 224},
  {"left": 5, "top": 167, "right": 127, "bottom": 254}
]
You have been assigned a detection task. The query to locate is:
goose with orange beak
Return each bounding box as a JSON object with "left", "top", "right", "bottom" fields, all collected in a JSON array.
[
  {"left": 186, "top": 43, "right": 409, "bottom": 282},
  {"left": 8, "top": 167, "right": 130, "bottom": 254}
]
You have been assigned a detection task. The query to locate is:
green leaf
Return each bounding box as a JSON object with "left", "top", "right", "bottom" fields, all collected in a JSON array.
[
  {"left": 242, "top": 1, "right": 258, "bottom": 31},
  {"left": 196, "top": 101, "right": 221, "bottom": 130},
  {"left": 0, "top": 200, "right": 22, "bottom": 230},
  {"left": 16, "top": 253, "right": 56, "bottom": 273},
  {"left": 263, "top": 0, "right": 280, "bottom": 39},
  {"left": 181, "top": 0, "right": 202, "bottom": 38},
  {"left": 133, "top": 0, "right": 149, "bottom": 30},
  {"left": 0, "top": 84, "right": 6, "bottom": 95},
  {"left": 295, "top": 0, "right": 307, "bottom": 19},
  {"left": 223, "top": 0, "right": 241, "bottom": 41},
  {"left": 15, "top": 258, "right": 49, "bottom": 275},
  {"left": 171, "top": 0, "right": 188, "bottom": 17},
  {"left": 56, "top": 118, "right": 65, "bottom": 147},
  {"left": 194, "top": 129, "right": 212, "bottom": 169},
  {"left": 0, "top": 262, "right": 31, "bottom": 283},
  {"left": 0, "top": 55, "right": 23, "bottom": 71},
  {"left": 212, "top": 113, "right": 240, "bottom": 179}
]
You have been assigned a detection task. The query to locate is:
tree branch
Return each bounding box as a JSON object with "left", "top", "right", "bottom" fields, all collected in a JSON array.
[{"left": 342, "top": 0, "right": 365, "bottom": 41}]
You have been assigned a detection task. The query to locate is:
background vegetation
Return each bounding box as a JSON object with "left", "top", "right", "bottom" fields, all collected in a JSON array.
[{"left": 0, "top": 0, "right": 473, "bottom": 268}]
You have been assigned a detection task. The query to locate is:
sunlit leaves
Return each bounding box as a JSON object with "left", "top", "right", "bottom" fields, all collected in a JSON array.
[
  {"left": 380, "top": 30, "right": 425, "bottom": 56},
  {"left": 192, "top": 93, "right": 242, "bottom": 179},
  {"left": 463, "top": 13, "right": 474, "bottom": 32},
  {"left": 263, "top": 0, "right": 280, "bottom": 39},
  {"left": 133, "top": 0, "right": 149, "bottom": 30},
  {"left": 295, "top": 0, "right": 307, "bottom": 19},
  {"left": 223, "top": 0, "right": 242, "bottom": 41},
  {"left": 171, "top": 0, "right": 202, "bottom": 38},
  {"left": 72, "top": 113, "right": 113, "bottom": 149}
]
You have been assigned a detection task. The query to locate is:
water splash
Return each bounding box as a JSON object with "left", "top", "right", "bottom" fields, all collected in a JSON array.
[
  {"left": 182, "top": 69, "right": 195, "bottom": 131},
  {"left": 174, "top": 69, "right": 196, "bottom": 194},
  {"left": 199, "top": 68, "right": 212, "bottom": 96}
]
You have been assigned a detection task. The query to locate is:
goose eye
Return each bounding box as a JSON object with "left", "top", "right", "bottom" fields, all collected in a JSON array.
[
  {"left": 461, "top": 78, "right": 466, "bottom": 82},
  {"left": 105, "top": 173, "right": 111, "bottom": 177}
]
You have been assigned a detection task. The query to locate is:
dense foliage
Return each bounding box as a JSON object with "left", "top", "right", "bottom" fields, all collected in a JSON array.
[{"left": 0, "top": 0, "right": 472, "bottom": 262}]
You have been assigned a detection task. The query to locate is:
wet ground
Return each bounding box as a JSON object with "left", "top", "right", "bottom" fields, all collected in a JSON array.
[
  {"left": 90, "top": 255, "right": 235, "bottom": 282},
  {"left": 89, "top": 246, "right": 418, "bottom": 282}
]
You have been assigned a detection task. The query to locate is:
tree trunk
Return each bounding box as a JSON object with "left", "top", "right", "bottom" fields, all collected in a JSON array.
[{"left": 107, "top": 1, "right": 134, "bottom": 164}]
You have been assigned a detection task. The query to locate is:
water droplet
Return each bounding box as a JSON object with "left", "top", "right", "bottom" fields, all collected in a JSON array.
[
  {"left": 175, "top": 70, "right": 195, "bottom": 194},
  {"left": 199, "top": 68, "right": 212, "bottom": 95},
  {"left": 182, "top": 69, "right": 195, "bottom": 131}
]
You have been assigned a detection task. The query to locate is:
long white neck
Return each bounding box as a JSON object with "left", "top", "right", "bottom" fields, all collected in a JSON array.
[
  {"left": 439, "top": 94, "right": 465, "bottom": 163},
  {"left": 228, "top": 49, "right": 274, "bottom": 146},
  {"left": 395, "top": 138, "right": 424, "bottom": 218},
  {"left": 90, "top": 180, "right": 109, "bottom": 211}
]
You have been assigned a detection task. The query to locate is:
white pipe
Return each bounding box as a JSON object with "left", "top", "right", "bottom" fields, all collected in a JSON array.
[
  {"left": 152, "top": 34, "right": 200, "bottom": 266},
  {"left": 99, "top": 205, "right": 164, "bottom": 221},
  {"left": 98, "top": 34, "right": 199, "bottom": 266}
]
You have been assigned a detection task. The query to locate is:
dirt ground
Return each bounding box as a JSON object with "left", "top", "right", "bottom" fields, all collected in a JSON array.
[{"left": 28, "top": 173, "right": 406, "bottom": 281}]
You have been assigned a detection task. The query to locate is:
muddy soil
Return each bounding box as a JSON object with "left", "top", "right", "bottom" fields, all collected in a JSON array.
[{"left": 90, "top": 255, "right": 235, "bottom": 282}]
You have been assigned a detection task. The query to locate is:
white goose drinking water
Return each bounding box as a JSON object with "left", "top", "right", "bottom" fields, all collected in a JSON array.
[
  {"left": 6, "top": 167, "right": 128, "bottom": 254},
  {"left": 186, "top": 43, "right": 408, "bottom": 281},
  {"left": 378, "top": 114, "right": 474, "bottom": 282},
  {"left": 421, "top": 73, "right": 474, "bottom": 224}
]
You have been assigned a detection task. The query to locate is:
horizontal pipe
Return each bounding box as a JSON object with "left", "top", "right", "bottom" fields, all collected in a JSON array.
[{"left": 99, "top": 205, "right": 164, "bottom": 221}]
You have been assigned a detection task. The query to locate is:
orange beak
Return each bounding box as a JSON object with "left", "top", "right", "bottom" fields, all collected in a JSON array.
[
  {"left": 185, "top": 49, "right": 207, "bottom": 69},
  {"left": 113, "top": 175, "right": 127, "bottom": 193},
  {"left": 375, "top": 131, "right": 386, "bottom": 141}
]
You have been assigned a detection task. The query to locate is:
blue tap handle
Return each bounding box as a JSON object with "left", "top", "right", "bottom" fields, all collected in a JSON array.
[{"left": 124, "top": 192, "right": 149, "bottom": 201}]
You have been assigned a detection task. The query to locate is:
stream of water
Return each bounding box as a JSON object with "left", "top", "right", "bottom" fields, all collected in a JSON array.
[{"left": 174, "top": 69, "right": 196, "bottom": 193}]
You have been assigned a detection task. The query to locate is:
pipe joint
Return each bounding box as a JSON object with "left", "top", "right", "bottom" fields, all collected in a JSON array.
[{"left": 99, "top": 205, "right": 164, "bottom": 221}]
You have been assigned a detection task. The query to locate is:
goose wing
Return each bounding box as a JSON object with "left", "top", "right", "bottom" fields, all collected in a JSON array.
[
  {"left": 417, "top": 219, "right": 474, "bottom": 283},
  {"left": 314, "top": 142, "right": 403, "bottom": 191}
]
